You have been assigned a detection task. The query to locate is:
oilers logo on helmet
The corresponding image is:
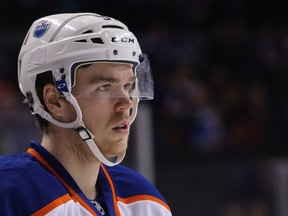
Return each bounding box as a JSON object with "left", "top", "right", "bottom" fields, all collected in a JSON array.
[{"left": 33, "top": 20, "right": 51, "bottom": 38}]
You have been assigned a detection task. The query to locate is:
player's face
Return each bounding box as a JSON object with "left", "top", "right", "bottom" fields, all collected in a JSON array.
[{"left": 72, "top": 62, "right": 136, "bottom": 159}]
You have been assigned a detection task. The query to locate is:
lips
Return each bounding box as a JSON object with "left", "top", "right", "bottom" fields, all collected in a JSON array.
[
  {"left": 115, "top": 124, "right": 126, "bottom": 129},
  {"left": 112, "top": 120, "right": 130, "bottom": 132}
]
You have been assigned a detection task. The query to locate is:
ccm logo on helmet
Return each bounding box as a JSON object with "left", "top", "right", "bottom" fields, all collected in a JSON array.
[{"left": 111, "top": 37, "right": 135, "bottom": 43}]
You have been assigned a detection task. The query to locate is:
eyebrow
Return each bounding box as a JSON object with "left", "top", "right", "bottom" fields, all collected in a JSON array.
[{"left": 90, "top": 75, "right": 136, "bottom": 84}]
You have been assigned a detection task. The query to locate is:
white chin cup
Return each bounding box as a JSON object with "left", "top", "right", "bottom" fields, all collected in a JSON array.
[{"left": 76, "top": 125, "right": 126, "bottom": 166}]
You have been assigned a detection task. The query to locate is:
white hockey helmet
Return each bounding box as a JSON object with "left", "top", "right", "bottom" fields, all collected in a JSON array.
[{"left": 18, "top": 12, "right": 153, "bottom": 166}]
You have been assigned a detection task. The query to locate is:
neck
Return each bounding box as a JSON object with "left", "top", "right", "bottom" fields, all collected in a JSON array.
[{"left": 41, "top": 126, "right": 101, "bottom": 200}]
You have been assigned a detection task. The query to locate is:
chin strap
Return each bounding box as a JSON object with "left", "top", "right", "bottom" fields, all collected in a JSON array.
[
  {"left": 34, "top": 93, "right": 83, "bottom": 128},
  {"left": 75, "top": 124, "right": 125, "bottom": 166}
]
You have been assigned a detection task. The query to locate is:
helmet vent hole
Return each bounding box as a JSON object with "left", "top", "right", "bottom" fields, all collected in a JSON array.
[
  {"left": 74, "top": 39, "right": 87, "bottom": 43},
  {"left": 81, "top": 30, "right": 93, "bottom": 34},
  {"left": 102, "top": 25, "right": 124, "bottom": 29},
  {"left": 91, "top": 38, "right": 104, "bottom": 44}
]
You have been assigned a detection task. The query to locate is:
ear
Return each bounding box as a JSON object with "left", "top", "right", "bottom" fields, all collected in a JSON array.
[{"left": 43, "top": 84, "right": 65, "bottom": 120}]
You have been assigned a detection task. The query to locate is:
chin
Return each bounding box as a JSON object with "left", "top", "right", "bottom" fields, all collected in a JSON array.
[{"left": 102, "top": 139, "right": 128, "bottom": 157}]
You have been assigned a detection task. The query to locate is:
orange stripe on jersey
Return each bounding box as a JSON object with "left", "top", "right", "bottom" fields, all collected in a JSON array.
[
  {"left": 100, "top": 164, "right": 121, "bottom": 216},
  {"left": 31, "top": 194, "right": 71, "bottom": 216},
  {"left": 117, "top": 194, "right": 172, "bottom": 213},
  {"left": 27, "top": 148, "right": 97, "bottom": 216}
]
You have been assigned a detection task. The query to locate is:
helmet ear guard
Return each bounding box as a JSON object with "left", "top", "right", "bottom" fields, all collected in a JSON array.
[{"left": 18, "top": 12, "right": 154, "bottom": 166}]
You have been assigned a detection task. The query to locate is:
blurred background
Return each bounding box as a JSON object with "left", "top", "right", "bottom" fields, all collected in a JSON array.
[{"left": 1, "top": 0, "right": 288, "bottom": 215}]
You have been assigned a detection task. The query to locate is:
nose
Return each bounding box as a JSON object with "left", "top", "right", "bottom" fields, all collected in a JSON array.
[{"left": 114, "top": 95, "right": 134, "bottom": 113}]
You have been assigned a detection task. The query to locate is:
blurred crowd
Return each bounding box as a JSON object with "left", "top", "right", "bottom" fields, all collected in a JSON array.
[{"left": 135, "top": 0, "right": 288, "bottom": 158}]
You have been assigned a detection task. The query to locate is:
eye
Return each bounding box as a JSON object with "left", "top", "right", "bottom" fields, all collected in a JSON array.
[
  {"left": 98, "top": 84, "right": 111, "bottom": 92},
  {"left": 124, "top": 81, "right": 136, "bottom": 91}
]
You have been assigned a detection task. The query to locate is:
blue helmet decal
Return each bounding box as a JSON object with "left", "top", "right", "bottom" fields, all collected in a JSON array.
[
  {"left": 33, "top": 20, "right": 51, "bottom": 38},
  {"left": 55, "top": 80, "right": 69, "bottom": 92}
]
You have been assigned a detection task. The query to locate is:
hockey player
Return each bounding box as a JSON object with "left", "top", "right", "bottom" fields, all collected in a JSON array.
[{"left": 0, "top": 12, "right": 172, "bottom": 216}]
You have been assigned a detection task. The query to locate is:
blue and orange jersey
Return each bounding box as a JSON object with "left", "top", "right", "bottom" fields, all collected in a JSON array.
[{"left": 0, "top": 141, "right": 172, "bottom": 216}]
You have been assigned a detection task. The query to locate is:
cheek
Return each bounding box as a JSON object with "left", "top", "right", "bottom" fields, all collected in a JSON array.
[{"left": 78, "top": 98, "right": 110, "bottom": 124}]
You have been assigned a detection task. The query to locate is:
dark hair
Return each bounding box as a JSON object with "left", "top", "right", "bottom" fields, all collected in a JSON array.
[{"left": 34, "top": 71, "right": 54, "bottom": 132}]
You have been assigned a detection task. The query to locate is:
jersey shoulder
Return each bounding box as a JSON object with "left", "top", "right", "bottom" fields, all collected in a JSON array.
[
  {"left": 102, "top": 164, "right": 166, "bottom": 201},
  {"left": 0, "top": 153, "right": 36, "bottom": 182},
  {"left": 101, "top": 164, "right": 172, "bottom": 215},
  {"left": 0, "top": 152, "right": 67, "bottom": 193},
  {"left": 0, "top": 153, "right": 67, "bottom": 215}
]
